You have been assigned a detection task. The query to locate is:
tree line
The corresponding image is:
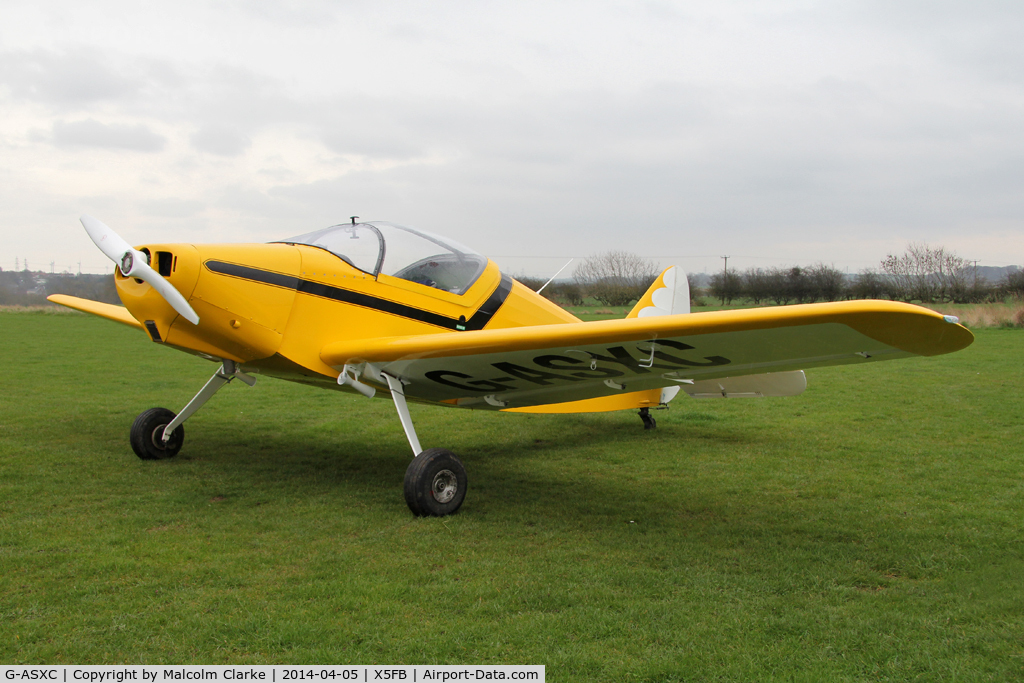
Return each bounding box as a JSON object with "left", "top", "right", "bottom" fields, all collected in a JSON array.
[
  {"left": 709, "top": 244, "right": 1018, "bottom": 305},
  {"left": 0, "top": 270, "right": 119, "bottom": 306},
  {"left": 525, "top": 243, "right": 1023, "bottom": 307}
]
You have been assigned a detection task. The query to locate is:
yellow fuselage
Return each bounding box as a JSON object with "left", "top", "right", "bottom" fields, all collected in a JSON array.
[{"left": 115, "top": 242, "right": 578, "bottom": 390}]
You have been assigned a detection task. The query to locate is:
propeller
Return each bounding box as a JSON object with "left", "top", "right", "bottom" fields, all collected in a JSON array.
[{"left": 81, "top": 214, "right": 200, "bottom": 325}]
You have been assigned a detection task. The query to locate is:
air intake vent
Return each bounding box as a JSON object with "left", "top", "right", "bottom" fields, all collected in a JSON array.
[{"left": 157, "top": 251, "right": 174, "bottom": 277}]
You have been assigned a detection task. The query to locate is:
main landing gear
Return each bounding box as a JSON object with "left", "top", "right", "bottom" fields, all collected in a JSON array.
[
  {"left": 373, "top": 371, "right": 468, "bottom": 517},
  {"left": 128, "top": 360, "right": 256, "bottom": 461},
  {"left": 639, "top": 407, "right": 657, "bottom": 430}
]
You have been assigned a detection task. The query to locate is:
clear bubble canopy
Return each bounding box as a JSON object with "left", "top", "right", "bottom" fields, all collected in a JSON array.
[{"left": 276, "top": 222, "right": 488, "bottom": 295}]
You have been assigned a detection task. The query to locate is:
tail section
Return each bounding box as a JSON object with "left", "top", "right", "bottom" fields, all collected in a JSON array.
[
  {"left": 625, "top": 265, "right": 690, "bottom": 406},
  {"left": 627, "top": 265, "right": 690, "bottom": 318}
]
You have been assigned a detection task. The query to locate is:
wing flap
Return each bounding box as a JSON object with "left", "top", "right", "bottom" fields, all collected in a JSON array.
[
  {"left": 47, "top": 294, "right": 144, "bottom": 330},
  {"left": 683, "top": 370, "right": 807, "bottom": 398}
]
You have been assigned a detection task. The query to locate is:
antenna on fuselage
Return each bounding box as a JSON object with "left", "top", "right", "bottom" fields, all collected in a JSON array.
[
  {"left": 350, "top": 216, "right": 359, "bottom": 225},
  {"left": 536, "top": 258, "right": 574, "bottom": 294}
]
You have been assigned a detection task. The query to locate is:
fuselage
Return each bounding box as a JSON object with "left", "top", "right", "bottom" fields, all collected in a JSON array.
[{"left": 114, "top": 237, "right": 578, "bottom": 391}]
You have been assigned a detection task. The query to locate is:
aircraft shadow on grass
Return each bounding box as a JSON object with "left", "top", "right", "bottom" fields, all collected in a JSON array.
[{"left": 128, "top": 406, "right": 813, "bottom": 526}]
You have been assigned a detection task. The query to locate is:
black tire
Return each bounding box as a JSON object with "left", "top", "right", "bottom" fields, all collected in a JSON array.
[
  {"left": 130, "top": 408, "right": 184, "bottom": 460},
  {"left": 404, "top": 448, "right": 467, "bottom": 517}
]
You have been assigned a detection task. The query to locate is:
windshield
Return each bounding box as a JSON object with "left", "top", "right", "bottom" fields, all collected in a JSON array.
[
  {"left": 277, "top": 223, "right": 384, "bottom": 274},
  {"left": 276, "top": 221, "right": 488, "bottom": 295}
]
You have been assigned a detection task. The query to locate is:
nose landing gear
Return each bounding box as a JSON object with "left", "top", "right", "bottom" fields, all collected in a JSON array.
[
  {"left": 127, "top": 360, "right": 255, "bottom": 460},
  {"left": 130, "top": 407, "right": 184, "bottom": 460}
]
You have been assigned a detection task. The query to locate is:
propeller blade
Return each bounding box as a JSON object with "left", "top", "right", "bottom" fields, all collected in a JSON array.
[
  {"left": 80, "top": 215, "right": 200, "bottom": 325},
  {"left": 129, "top": 259, "right": 200, "bottom": 325},
  {"left": 81, "top": 214, "right": 134, "bottom": 264}
]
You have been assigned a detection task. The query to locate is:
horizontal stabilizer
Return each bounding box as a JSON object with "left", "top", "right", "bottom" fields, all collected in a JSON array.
[{"left": 503, "top": 388, "right": 663, "bottom": 414}]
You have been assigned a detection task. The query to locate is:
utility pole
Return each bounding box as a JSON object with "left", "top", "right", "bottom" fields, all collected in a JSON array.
[{"left": 50, "top": 261, "right": 55, "bottom": 274}]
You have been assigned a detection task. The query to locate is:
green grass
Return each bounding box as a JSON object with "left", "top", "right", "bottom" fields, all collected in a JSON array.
[{"left": 1, "top": 310, "right": 1022, "bottom": 679}]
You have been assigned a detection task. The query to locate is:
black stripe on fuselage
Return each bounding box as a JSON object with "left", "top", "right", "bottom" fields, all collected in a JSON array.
[{"left": 204, "top": 260, "right": 513, "bottom": 331}]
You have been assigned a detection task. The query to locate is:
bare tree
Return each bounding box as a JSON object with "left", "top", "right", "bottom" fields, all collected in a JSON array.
[
  {"left": 787, "top": 266, "right": 814, "bottom": 303},
  {"left": 1002, "top": 268, "right": 1024, "bottom": 299},
  {"left": 553, "top": 281, "right": 585, "bottom": 306},
  {"left": 709, "top": 269, "right": 743, "bottom": 305},
  {"left": 882, "top": 243, "right": 933, "bottom": 302},
  {"left": 851, "top": 269, "right": 888, "bottom": 299},
  {"left": 808, "top": 263, "right": 847, "bottom": 302},
  {"left": 573, "top": 251, "right": 660, "bottom": 306},
  {"left": 881, "top": 243, "right": 975, "bottom": 303},
  {"left": 742, "top": 268, "right": 771, "bottom": 304},
  {"left": 764, "top": 267, "right": 792, "bottom": 305}
]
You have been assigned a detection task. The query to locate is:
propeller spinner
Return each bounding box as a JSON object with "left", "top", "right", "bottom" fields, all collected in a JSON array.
[{"left": 81, "top": 214, "right": 200, "bottom": 325}]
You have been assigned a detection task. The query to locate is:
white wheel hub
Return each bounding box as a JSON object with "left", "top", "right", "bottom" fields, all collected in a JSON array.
[{"left": 431, "top": 469, "right": 458, "bottom": 504}]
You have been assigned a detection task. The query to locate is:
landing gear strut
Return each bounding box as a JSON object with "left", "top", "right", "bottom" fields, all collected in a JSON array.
[
  {"left": 128, "top": 360, "right": 255, "bottom": 461},
  {"left": 371, "top": 368, "right": 468, "bottom": 517},
  {"left": 639, "top": 407, "right": 657, "bottom": 430}
]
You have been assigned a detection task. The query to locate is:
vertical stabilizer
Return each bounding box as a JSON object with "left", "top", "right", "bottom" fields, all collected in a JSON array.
[
  {"left": 626, "top": 265, "right": 690, "bottom": 406},
  {"left": 626, "top": 265, "right": 690, "bottom": 318}
]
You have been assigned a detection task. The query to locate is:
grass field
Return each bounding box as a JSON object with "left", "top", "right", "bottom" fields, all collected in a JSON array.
[{"left": 1, "top": 309, "right": 1022, "bottom": 680}]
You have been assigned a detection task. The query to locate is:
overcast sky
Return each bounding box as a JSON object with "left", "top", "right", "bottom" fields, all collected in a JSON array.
[{"left": 2, "top": 0, "right": 1023, "bottom": 277}]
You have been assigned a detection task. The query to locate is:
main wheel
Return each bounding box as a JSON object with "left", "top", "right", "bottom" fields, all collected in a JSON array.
[
  {"left": 404, "top": 448, "right": 467, "bottom": 517},
  {"left": 130, "top": 407, "right": 184, "bottom": 460}
]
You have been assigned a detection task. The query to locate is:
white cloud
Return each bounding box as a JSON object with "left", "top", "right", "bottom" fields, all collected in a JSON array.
[
  {"left": 1, "top": 0, "right": 1023, "bottom": 275},
  {"left": 50, "top": 119, "right": 167, "bottom": 151},
  {"left": 0, "top": 47, "right": 143, "bottom": 106},
  {"left": 190, "top": 124, "right": 251, "bottom": 157}
]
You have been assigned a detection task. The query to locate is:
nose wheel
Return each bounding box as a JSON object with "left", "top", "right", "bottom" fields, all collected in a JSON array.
[
  {"left": 404, "top": 448, "right": 468, "bottom": 516},
  {"left": 130, "top": 407, "right": 184, "bottom": 460}
]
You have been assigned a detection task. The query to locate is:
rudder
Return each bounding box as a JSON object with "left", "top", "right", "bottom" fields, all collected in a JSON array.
[{"left": 626, "top": 265, "right": 690, "bottom": 318}]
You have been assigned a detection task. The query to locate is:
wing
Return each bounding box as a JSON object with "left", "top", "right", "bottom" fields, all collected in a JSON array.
[
  {"left": 47, "top": 294, "right": 145, "bottom": 330},
  {"left": 321, "top": 300, "right": 973, "bottom": 410}
]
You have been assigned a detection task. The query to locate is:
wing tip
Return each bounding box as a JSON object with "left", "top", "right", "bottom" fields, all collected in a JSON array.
[{"left": 47, "top": 294, "right": 144, "bottom": 330}]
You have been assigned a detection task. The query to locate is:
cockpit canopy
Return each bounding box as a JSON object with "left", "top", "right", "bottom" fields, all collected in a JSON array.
[{"left": 276, "top": 222, "right": 488, "bottom": 295}]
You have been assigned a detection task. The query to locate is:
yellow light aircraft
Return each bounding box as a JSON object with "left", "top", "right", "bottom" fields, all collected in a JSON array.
[{"left": 50, "top": 215, "right": 974, "bottom": 516}]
